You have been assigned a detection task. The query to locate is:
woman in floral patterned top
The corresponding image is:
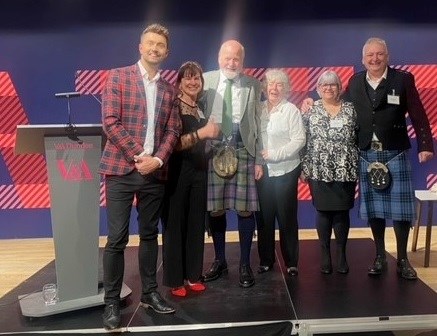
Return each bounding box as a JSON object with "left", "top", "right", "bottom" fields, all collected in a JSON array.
[{"left": 301, "top": 70, "right": 358, "bottom": 274}]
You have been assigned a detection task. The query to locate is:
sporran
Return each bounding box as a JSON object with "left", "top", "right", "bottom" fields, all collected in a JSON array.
[
  {"left": 212, "top": 144, "right": 238, "bottom": 178},
  {"left": 367, "top": 161, "right": 391, "bottom": 190}
]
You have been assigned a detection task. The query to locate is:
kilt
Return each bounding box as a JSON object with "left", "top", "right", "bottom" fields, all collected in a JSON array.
[
  {"left": 358, "top": 149, "right": 415, "bottom": 221},
  {"left": 207, "top": 139, "right": 259, "bottom": 212}
]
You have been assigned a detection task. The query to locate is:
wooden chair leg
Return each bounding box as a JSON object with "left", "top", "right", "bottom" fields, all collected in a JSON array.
[
  {"left": 411, "top": 199, "right": 422, "bottom": 252},
  {"left": 424, "top": 201, "right": 433, "bottom": 267}
]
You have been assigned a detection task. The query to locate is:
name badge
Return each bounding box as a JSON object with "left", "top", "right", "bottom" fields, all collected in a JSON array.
[
  {"left": 387, "top": 89, "right": 400, "bottom": 105},
  {"left": 330, "top": 119, "right": 343, "bottom": 128}
]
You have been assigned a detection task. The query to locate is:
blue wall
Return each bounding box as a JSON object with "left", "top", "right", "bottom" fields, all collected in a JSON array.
[{"left": 1, "top": 0, "right": 436, "bottom": 238}]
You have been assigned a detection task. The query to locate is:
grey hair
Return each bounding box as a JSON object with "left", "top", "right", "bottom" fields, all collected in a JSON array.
[
  {"left": 317, "top": 70, "right": 342, "bottom": 90},
  {"left": 316, "top": 70, "right": 342, "bottom": 99},
  {"left": 262, "top": 69, "right": 291, "bottom": 93},
  {"left": 362, "top": 37, "right": 388, "bottom": 57}
]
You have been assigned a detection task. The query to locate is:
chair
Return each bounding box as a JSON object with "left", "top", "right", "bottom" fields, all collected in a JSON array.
[{"left": 411, "top": 190, "right": 437, "bottom": 267}]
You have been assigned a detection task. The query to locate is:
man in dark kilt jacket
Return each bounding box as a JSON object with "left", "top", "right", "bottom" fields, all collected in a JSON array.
[
  {"left": 343, "top": 37, "right": 434, "bottom": 280},
  {"left": 199, "top": 40, "right": 263, "bottom": 288}
]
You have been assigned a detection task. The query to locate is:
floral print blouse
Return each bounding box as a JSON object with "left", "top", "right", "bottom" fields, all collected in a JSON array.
[{"left": 301, "top": 99, "right": 358, "bottom": 182}]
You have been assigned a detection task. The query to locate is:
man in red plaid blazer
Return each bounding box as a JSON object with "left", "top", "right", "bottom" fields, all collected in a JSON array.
[{"left": 99, "top": 23, "right": 181, "bottom": 330}]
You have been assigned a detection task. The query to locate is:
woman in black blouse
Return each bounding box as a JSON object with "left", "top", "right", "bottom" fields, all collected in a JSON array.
[
  {"left": 301, "top": 70, "right": 358, "bottom": 274},
  {"left": 162, "top": 62, "right": 220, "bottom": 296}
]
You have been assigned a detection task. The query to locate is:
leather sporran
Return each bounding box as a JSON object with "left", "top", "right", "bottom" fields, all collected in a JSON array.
[
  {"left": 212, "top": 145, "right": 238, "bottom": 178},
  {"left": 367, "top": 161, "right": 391, "bottom": 190}
]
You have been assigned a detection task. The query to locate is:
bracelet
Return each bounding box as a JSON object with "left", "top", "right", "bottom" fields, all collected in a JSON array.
[
  {"left": 189, "top": 132, "right": 196, "bottom": 144},
  {"left": 195, "top": 130, "right": 199, "bottom": 140}
]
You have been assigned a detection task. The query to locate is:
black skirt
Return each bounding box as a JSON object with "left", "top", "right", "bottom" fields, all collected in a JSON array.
[{"left": 308, "top": 179, "right": 356, "bottom": 211}]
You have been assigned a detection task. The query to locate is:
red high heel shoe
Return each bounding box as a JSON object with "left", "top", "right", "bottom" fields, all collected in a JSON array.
[
  {"left": 187, "top": 281, "right": 206, "bottom": 292},
  {"left": 171, "top": 286, "right": 187, "bottom": 297}
]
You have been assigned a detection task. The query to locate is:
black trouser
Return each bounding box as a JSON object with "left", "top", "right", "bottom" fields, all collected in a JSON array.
[
  {"left": 256, "top": 165, "right": 300, "bottom": 268},
  {"left": 161, "top": 166, "right": 206, "bottom": 288},
  {"left": 103, "top": 171, "right": 164, "bottom": 304}
]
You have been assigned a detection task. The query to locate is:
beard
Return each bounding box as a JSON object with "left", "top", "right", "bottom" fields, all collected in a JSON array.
[{"left": 222, "top": 68, "right": 240, "bottom": 80}]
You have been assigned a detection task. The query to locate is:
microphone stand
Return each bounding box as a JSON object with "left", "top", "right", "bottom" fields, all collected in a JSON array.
[{"left": 55, "top": 92, "right": 82, "bottom": 144}]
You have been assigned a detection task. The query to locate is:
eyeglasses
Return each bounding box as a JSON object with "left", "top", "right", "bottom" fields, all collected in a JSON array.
[{"left": 320, "top": 83, "right": 338, "bottom": 89}]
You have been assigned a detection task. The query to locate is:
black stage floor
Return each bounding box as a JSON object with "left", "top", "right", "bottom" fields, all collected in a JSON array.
[{"left": 1, "top": 239, "right": 437, "bottom": 335}]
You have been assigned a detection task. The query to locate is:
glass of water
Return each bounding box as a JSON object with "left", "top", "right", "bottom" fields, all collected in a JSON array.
[{"left": 42, "top": 283, "right": 58, "bottom": 305}]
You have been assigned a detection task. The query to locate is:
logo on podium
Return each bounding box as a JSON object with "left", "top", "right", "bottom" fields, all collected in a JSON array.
[{"left": 57, "top": 160, "right": 93, "bottom": 181}]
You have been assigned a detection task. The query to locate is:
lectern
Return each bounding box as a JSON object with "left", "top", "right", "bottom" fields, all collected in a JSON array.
[{"left": 14, "top": 124, "right": 131, "bottom": 317}]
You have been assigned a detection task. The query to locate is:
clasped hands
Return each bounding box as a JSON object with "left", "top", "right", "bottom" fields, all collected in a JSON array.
[{"left": 133, "top": 155, "right": 160, "bottom": 175}]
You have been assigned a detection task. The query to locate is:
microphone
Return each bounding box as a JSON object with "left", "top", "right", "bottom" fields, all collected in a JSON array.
[
  {"left": 55, "top": 91, "right": 83, "bottom": 144},
  {"left": 55, "top": 92, "right": 81, "bottom": 98}
]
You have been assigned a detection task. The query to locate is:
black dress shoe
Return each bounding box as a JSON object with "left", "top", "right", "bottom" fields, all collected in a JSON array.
[
  {"left": 337, "top": 264, "right": 349, "bottom": 274},
  {"left": 287, "top": 267, "right": 298, "bottom": 276},
  {"left": 368, "top": 255, "right": 387, "bottom": 275},
  {"left": 102, "top": 303, "right": 121, "bottom": 330},
  {"left": 239, "top": 265, "right": 255, "bottom": 288},
  {"left": 397, "top": 259, "right": 417, "bottom": 280},
  {"left": 202, "top": 260, "right": 228, "bottom": 282},
  {"left": 320, "top": 265, "right": 333, "bottom": 274},
  {"left": 257, "top": 265, "right": 273, "bottom": 274},
  {"left": 140, "top": 292, "right": 175, "bottom": 314}
]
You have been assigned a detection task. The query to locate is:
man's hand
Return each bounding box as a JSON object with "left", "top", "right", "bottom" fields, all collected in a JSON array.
[
  {"left": 134, "top": 155, "right": 160, "bottom": 175},
  {"left": 261, "top": 149, "right": 269, "bottom": 161},
  {"left": 254, "top": 164, "right": 263, "bottom": 180},
  {"left": 418, "top": 151, "right": 434, "bottom": 163},
  {"left": 300, "top": 98, "right": 314, "bottom": 113}
]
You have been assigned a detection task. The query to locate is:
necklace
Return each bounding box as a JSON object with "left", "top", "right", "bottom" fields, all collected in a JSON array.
[{"left": 323, "top": 101, "right": 341, "bottom": 118}]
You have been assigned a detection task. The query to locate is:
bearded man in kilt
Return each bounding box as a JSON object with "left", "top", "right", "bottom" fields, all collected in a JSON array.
[{"left": 199, "top": 40, "right": 263, "bottom": 288}]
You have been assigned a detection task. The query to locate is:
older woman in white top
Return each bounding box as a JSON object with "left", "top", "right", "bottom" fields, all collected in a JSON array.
[{"left": 256, "top": 69, "right": 306, "bottom": 276}]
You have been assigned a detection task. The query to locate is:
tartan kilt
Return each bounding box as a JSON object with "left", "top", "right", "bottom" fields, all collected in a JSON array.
[
  {"left": 207, "top": 140, "right": 259, "bottom": 212},
  {"left": 358, "top": 149, "right": 415, "bottom": 221}
]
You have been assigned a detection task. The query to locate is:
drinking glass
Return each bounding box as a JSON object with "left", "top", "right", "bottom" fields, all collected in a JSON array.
[{"left": 42, "top": 283, "right": 58, "bottom": 305}]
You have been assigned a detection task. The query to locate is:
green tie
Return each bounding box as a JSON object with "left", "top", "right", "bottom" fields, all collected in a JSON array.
[{"left": 222, "top": 79, "right": 233, "bottom": 137}]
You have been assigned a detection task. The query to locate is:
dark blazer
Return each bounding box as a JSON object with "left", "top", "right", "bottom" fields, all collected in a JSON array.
[
  {"left": 343, "top": 67, "right": 433, "bottom": 153},
  {"left": 99, "top": 63, "right": 181, "bottom": 180}
]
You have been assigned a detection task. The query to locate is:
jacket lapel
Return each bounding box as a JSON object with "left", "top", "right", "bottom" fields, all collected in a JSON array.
[
  {"left": 134, "top": 64, "right": 146, "bottom": 104},
  {"left": 206, "top": 72, "right": 220, "bottom": 118},
  {"left": 155, "top": 79, "right": 165, "bottom": 122},
  {"left": 239, "top": 75, "right": 250, "bottom": 119}
]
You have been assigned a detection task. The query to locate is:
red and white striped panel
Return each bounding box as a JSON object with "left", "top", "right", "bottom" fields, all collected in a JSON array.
[{"left": 0, "top": 72, "right": 49, "bottom": 209}]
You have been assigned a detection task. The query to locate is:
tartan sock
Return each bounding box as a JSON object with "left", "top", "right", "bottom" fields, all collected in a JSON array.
[{"left": 238, "top": 213, "right": 255, "bottom": 266}]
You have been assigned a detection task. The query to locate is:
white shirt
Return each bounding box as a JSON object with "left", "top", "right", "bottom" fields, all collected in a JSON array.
[
  {"left": 137, "top": 61, "right": 160, "bottom": 159},
  {"left": 210, "top": 71, "right": 242, "bottom": 123},
  {"left": 260, "top": 99, "right": 306, "bottom": 177},
  {"left": 366, "top": 67, "right": 388, "bottom": 90}
]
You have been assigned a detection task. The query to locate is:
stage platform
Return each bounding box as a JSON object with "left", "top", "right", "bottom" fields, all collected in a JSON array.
[{"left": 1, "top": 238, "right": 437, "bottom": 335}]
